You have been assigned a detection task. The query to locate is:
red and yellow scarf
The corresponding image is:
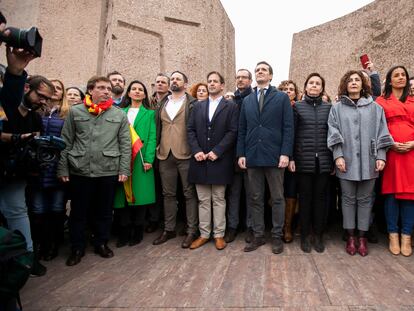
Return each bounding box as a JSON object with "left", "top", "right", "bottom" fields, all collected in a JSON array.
[{"left": 84, "top": 94, "right": 113, "bottom": 115}]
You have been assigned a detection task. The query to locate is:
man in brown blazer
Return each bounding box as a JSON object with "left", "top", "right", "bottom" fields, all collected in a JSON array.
[{"left": 153, "top": 71, "right": 198, "bottom": 248}]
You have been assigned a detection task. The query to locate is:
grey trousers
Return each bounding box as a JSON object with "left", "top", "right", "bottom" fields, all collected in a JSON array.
[
  {"left": 159, "top": 153, "right": 198, "bottom": 234},
  {"left": 195, "top": 184, "right": 226, "bottom": 238},
  {"left": 247, "top": 167, "right": 285, "bottom": 238},
  {"left": 340, "top": 178, "right": 376, "bottom": 231}
]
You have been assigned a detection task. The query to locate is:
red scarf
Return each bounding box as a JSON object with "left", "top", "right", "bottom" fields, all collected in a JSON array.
[{"left": 84, "top": 94, "right": 113, "bottom": 115}]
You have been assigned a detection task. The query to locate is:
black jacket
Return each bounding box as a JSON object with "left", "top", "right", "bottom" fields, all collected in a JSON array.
[
  {"left": 234, "top": 86, "right": 253, "bottom": 106},
  {"left": 292, "top": 95, "right": 332, "bottom": 173}
]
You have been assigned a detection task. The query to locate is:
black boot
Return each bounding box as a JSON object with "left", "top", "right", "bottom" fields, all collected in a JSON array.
[
  {"left": 31, "top": 243, "right": 47, "bottom": 277},
  {"left": 116, "top": 225, "right": 130, "bottom": 248},
  {"left": 44, "top": 212, "right": 65, "bottom": 261},
  {"left": 300, "top": 236, "right": 312, "bottom": 253},
  {"left": 313, "top": 234, "right": 325, "bottom": 253},
  {"left": 129, "top": 225, "right": 144, "bottom": 246},
  {"left": 29, "top": 213, "right": 48, "bottom": 260}
]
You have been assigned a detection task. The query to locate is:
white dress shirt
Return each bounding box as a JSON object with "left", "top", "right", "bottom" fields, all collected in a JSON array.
[
  {"left": 209, "top": 96, "right": 223, "bottom": 121},
  {"left": 127, "top": 107, "right": 139, "bottom": 125},
  {"left": 165, "top": 94, "right": 186, "bottom": 120}
]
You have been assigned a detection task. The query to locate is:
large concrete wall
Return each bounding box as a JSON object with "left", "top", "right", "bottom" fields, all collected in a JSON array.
[
  {"left": 289, "top": 0, "right": 414, "bottom": 98},
  {"left": 0, "top": 0, "right": 235, "bottom": 92}
]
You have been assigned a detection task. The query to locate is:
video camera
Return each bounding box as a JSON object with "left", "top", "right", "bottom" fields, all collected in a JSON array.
[
  {"left": 0, "top": 11, "right": 43, "bottom": 57},
  {"left": 3, "top": 135, "right": 66, "bottom": 178},
  {"left": 24, "top": 135, "right": 66, "bottom": 170}
]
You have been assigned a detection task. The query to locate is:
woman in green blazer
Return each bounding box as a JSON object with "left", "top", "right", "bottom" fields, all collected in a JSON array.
[{"left": 114, "top": 80, "right": 156, "bottom": 247}]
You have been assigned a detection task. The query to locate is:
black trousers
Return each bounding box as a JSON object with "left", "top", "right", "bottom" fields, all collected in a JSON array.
[
  {"left": 119, "top": 206, "right": 147, "bottom": 227},
  {"left": 69, "top": 175, "right": 117, "bottom": 251},
  {"left": 297, "top": 171, "right": 330, "bottom": 237}
]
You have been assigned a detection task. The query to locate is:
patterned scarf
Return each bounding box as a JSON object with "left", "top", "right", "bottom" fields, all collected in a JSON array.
[{"left": 84, "top": 94, "right": 113, "bottom": 115}]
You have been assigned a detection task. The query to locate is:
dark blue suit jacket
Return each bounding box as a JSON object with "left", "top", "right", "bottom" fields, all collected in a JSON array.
[
  {"left": 237, "top": 86, "right": 294, "bottom": 167},
  {"left": 187, "top": 97, "right": 238, "bottom": 184}
]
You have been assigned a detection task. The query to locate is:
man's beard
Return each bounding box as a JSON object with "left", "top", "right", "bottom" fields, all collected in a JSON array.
[
  {"left": 170, "top": 84, "right": 183, "bottom": 92},
  {"left": 112, "top": 85, "right": 124, "bottom": 96},
  {"left": 23, "top": 94, "right": 42, "bottom": 111}
]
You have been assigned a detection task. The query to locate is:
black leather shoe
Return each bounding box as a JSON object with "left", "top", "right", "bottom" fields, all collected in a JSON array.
[
  {"left": 243, "top": 236, "right": 265, "bottom": 252},
  {"left": 94, "top": 245, "right": 114, "bottom": 258},
  {"left": 181, "top": 234, "right": 196, "bottom": 248},
  {"left": 313, "top": 235, "right": 325, "bottom": 253},
  {"left": 245, "top": 228, "right": 253, "bottom": 243},
  {"left": 66, "top": 250, "right": 84, "bottom": 266},
  {"left": 271, "top": 237, "right": 284, "bottom": 254},
  {"left": 31, "top": 259, "right": 47, "bottom": 276},
  {"left": 301, "top": 236, "right": 312, "bottom": 253},
  {"left": 224, "top": 228, "right": 238, "bottom": 243},
  {"left": 153, "top": 231, "right": 176, "bottom": 245},
  {"left": 145, "top": 221, "right": 159, "bottom": 233},
  {"left": 129, "top": 225, "right": 144, "bottom": 246}
]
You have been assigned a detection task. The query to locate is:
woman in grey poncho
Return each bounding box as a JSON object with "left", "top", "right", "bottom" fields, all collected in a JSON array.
[{"left": 327, "top": 70, "right": 393, "bottom": 257}]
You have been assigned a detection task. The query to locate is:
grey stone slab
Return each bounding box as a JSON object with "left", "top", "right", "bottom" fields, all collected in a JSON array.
[
  {"left": 314, "top": 251, "right": 414, "bottom": 306},
  {"left": 263, "top": 255, "right": 331, "bottom": 307}
]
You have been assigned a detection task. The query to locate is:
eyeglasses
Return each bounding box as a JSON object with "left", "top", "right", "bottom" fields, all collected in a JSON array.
[{"left": 32, "top": 89, "right": 52, "bottom": 102}]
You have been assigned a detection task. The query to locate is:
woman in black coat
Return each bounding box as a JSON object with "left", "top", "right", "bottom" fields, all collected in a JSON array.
[{"left": 288, "top": 73, "right": 332, "bottom": 253}]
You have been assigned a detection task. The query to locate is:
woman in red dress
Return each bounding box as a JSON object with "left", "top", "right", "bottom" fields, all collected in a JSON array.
[{"left": 376, "top": 65, "right": 414, "bottom": 257}]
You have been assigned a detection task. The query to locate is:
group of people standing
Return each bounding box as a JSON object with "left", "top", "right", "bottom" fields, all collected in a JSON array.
[{"left": 1, "top": 45, "right": 414, "bottom": 277}]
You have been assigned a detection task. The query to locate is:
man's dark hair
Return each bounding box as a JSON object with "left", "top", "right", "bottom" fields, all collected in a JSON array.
[
  {"left": 26, "top": 75, "right": 55, "bottom": 93},
  {"left": 383, "top": 65, "right": 410, "bottom": 102},
  {"left": 337, "top": 70, "right": 372, "bottom": 98},
  {"left": 207, "top": 71, "right": 225, "bottom": 84},
  {"left": 156, "top": 73, "right": 170, "bottom": 85},
  {"left": 255, "top": 61, "right": 273, "bottom": 75},
  {"left": 171, "top": 71, "right": 188, "bottom": 83},
  {"left": 303, "top": 73, "right": 326, "bottom": 96},
  {"left": 86, "top": 76, "right": 112, "bottom": 92},
  {"left": 236, "top": 68, "right": 252, "bottom": 80},
  {"left": 107, "top": 71, "right": 125, "bottom": 83}
]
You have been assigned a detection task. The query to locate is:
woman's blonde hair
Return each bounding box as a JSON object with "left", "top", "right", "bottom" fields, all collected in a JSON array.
[{"left": 50, "top": 79, "right": 70, "bottom": 119}]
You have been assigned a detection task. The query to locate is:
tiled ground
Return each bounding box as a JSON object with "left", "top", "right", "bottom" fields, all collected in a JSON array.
[{"left": 21, "top": 230, "right": 414, "bottom": 311}]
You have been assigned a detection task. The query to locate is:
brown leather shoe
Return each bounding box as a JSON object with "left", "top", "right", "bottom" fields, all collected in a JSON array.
[
  {"left": 190, "top": 237, "right": 209, "bottom": 249},
  {"left": 181, "top": 234, "right": 196, "bottom": 249},
  {"left": 215, "top": 237, "right": 227, "bottom": 250}
]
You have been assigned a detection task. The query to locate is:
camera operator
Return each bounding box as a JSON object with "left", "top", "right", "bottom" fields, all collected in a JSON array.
[{"left": 0, "top": 31, "right": 53, "bottom": 276}]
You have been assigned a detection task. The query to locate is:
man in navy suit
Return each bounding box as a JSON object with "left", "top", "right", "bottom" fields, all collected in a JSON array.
[
  {"left": 237, "top": 61, "right": 294, "bottom": 254},
  {"left": 187, "top": 71, "right": 238, "bottom": 250}
]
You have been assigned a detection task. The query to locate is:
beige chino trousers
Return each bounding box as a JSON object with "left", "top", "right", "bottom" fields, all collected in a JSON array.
[{"left": 195, "top": 184, "right": 226, "bottom": 239}]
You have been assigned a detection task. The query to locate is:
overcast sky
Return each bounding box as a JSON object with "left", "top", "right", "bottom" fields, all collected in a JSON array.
[{"left": 220, "top": 0, "right": 374, "bottom": 86}]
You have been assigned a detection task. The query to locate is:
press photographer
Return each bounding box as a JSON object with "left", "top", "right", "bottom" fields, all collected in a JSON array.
[{"left": 0, "top": 14, "right": 52, "bottom": 280}]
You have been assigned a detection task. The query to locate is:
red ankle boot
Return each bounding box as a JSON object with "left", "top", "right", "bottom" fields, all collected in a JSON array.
[
  {"left": 346, "top": 236, "right": 357, "bottom": 256},
  {"left": 358, "top": 237, "right": 368, "bottom": 257}
]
